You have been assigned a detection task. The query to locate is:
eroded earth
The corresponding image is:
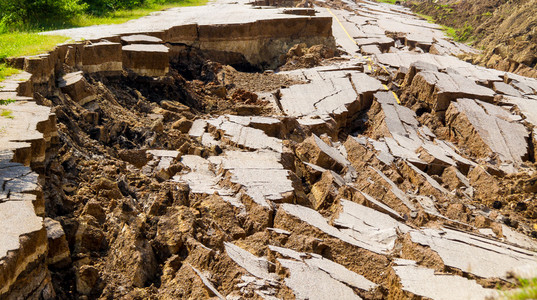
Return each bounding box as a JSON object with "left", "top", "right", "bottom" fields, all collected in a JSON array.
[{"left": 3, "top": 0, "right": 537, "bottom": 299}]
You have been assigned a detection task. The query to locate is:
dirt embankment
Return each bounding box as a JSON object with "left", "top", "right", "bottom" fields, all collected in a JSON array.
[
  {"left": 9, "top": 0, "right": 537, "bottom": 298},
  {"left": 42, "top": 45, "right": 328, "bottom": 299},
  {"left": 408, "top": 0, "right": 537, "bottom": 77}
]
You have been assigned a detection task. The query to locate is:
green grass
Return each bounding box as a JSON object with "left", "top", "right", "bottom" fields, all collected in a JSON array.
[
  {"left": 0, "top": 109, "right": 13, "bottom": 119},
  {"left": 503, "top": 278, "right": 537, "bottom": 300},
  {"left": 0, "top": 33, "right": 70, "bottom": 82},
  {"left": 416, "top": 12, "right": 456, "bottom": 38},
  {"left": 0, "top": 99, "right": 16, "bottom": 105},
  {"left": 0, "top": 33, "right": 70, "bottom": 59},
  {"left": 0, "top": 64, "right": 20, "bottom": 82},
  {"left": 416, "top": 12, "right": 471, "bottom": 43},
  {"left": 36, "top": 0, "right": 208, "bottom": 29}
]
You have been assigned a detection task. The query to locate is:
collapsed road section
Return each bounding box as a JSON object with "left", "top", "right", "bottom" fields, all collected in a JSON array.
[{"left": 2, "top": 0, "right": 537, "bottom": 299}]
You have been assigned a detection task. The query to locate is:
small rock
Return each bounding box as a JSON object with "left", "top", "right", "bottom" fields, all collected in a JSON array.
[
  {"left": 95, "top": 177, "right": 123, "bottom": 200},
  {"left": 45, "top": 218, "right": 71, "bottom": 269},
  {"left": 76, "top": 265, "right": 100, "bottom": 295},
  {"left": 152, "top": 119, "right": 164, "bottom": 133},
  {"left": 172, "top": 117, "right": 193, "bottom": 133},
  {"left": 504, "top": 217, "right": 519, "bottom": 229},
  {"left": 82, "top": 200, "right": 106, "bottom": 223},
  {"left": 118, "top": 149, "right": 151, "bottom": 168},
  {"left": 209, "top": 85, "right": 227, "bottom": 98}
]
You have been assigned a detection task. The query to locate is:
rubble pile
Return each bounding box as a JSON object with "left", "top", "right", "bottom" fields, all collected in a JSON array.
[{"left": 2, "top": 0, "right": 537, "bottom": 299}]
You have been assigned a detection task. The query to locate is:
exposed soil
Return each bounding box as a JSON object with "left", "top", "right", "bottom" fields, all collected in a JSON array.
[
  {"left": 42, "top": 56, "right": 283, "bottom": 298},
  {"left": 408, "top": 0, "right": 537, "bottom": 77},
  {"left": 20, "top": 2, "right": 537, "bottom": 299},
  {"left": 278, "top": 43, "right": 338, "bottom": 71}
]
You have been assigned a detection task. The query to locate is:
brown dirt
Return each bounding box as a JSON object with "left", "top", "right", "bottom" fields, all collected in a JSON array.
[
  {"left": 216, "top": 64, "right": 305, "bottom": 92},
  {"left": 42, "top": 53, "right": 286, "bottom": 298},
  {"left": 408, "top": 0, "right": 537, "bottom": 77},
  {"left": 278, "top": 43, "right": 338, "bottom": 71},
  {"left": 35, "top": 12, "right": 537, "bottom": 299}
]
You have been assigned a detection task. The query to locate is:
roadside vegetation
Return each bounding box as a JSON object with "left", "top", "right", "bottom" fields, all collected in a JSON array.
[
  {"left": 0, "top": 64, "right": 20, "bottom": 82},
  {"left": 0, "top": 99, "right": 15, "bottom": 120},
  {"left": 0, "top": 0, "right": 207, "bottom": 81},
  {"left": 413, "top": 12, "right": 471, "bottom": 43},
  {"left": 406, "top": 0, "right": 492, "bottom": 44},
  {"left": 0, "top": 0, "right": 207, "bottom": 31},
  {"left": 502, "top": 277, "right": 537, "bottom": 300},
  {"left": 374, "top": 0, "right": 475, "bottom": 43}
]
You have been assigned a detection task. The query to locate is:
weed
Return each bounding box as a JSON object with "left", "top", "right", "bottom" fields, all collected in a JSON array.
[
  {"left": 0, "top": 64, "right": 19, "bottom": 82},
  {"left": 0, "top": 33, "right": 70, "bottom": 59},
  {"left": 502, "top": 277, "right": 537, "bottom": 300},
  {"left": 0, "top": 33, "right": 69, "bottom": 83},
  {"left": 0, "top": 99, "right": 16, "bottom": 105},
  {"left": 0, "top": 109, "right": 13, "bottom": 119}
]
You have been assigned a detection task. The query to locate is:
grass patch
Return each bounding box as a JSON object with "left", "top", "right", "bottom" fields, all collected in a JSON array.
[
  {"left": 416, "top": 12, "right": 472, "bottom": 43},
  {"left": 32, "top": 0, "right": 208, "bottom": 29},
  {"left": 0, "top": 33, "right": 70, "bottom": 82},
  {"left": 0, "top": 64, "right": 20, "bottom": 82},
  {"left": 0, "top": 109, "right": 14, "bottom": 119},
  {"left": 0, "top": 33, "right": 70, "bottom": 59},
  {"left": 503, "top": 278, "right": 537, "bottom": 300},
  {"left": 0, "top": 99, "right": 16, "bottom": 105},
  {"left": 73, "top": 0, "right": 208, "bottom": 27}
]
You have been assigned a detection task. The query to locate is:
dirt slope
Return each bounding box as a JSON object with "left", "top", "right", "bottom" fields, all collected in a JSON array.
[{"left": 409, "top": 0, "right": 537, "bottom": 77}]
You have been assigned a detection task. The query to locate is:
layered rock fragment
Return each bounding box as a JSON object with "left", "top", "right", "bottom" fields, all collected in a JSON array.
[
  {"left": 206, "top": 116, "right": 283, "bottom": 152},
  {"left": 44, "top": 218, "right": 71, "bottom": 268},
  {"left": 278, "top": 68, "right": 382, "bottom": 131},
  {"left": 377, "top": 52, "right": 503, "bottom": 82},
  {"left": 0, "top": 71, "right": 33, "bottom": 97},
  {"left": 23, "top": 53, "right": 55, "bottom": 84},
  {"left": 120, "top": 34, "right": 163, "bottom": 45},
  {"left": 174, "top": 155, "right": 241, "bottom": 208},
  {"left": 0, "top": 103, "right": 57, "bottom": 299},
  {"left": 334, "top": 199, "right": 410, "bottom": 249},
  {"left": 225, "top": 242, "right": 378, "bottom": 300},
  {"left": 278, "top": 203, "right": 391, "bottom": 254},
  {"left": 0, "top": 199, "right": 48, "bottom": 297},
  {"left": 296, "top": 134, "right": 352, "bottom": 172},
  {"left": 369, "top": 167, "right": 418, "bottom": 214},
  {"left": 277, "top": 259, "right": 363, "bottom": 300},
  {"left": 392, "top": 260, "right": 498, "bottom": 300},
  {"left": 0, "top": 102, "right": 57, "bottom": 166},
  {"left": 408, "top": 227, "right": 537, "bottom": 279},
  {"left": 446, "top": 98, "right": 529, "bottom": 165},
  {"left": 146, "top": 150, "right": 180, "bottom": 181},
  {"left": 58, "top": 71, "right": 96, "bottom": 105},
  {"left": 270, "top": 245, "right": 377, "bottom": 292},
  {"left": 209, "top": 150, "right": 294, "bottom": 207},
  {"left": 370, "top": 91, "right": 475, "bottom": 174},
  {"left": 175, "top": 150, "right": 294, "bottom": 209},
  {"left": 122, "top": 44, "right": 170, "bottom": 76},
  {"left": 225, "top": 242, "right": 278, "bottom": 282},
  {"left": 406, "top": 70, "right": 495, "bottom": 116},
  {"left": 81, "top": 41, "right": 123, "bottom": 74}
]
